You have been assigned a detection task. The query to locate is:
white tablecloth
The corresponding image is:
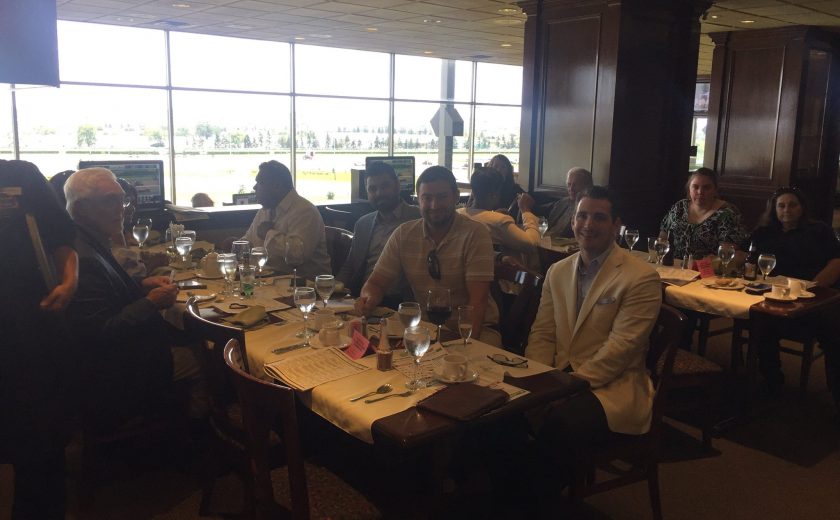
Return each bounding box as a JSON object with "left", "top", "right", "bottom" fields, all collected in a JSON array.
[{"left": 664, "top": 280, "right": 763, "bottom": 319}]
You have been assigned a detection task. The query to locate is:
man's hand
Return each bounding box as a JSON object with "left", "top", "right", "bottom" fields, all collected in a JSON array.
[
  {"left": 517, "top": 192, "right": 535, "bottom": 213},
  {"left": 39, "top": 282, "right": 76, "bottom": 312},
  {"left": 354, "top": 295, "right": 377, "bottom": 317},
  {"left": 257, "top": 221, "right": 274, "bottom": 240},
  {"left": 141, "top": 276, "right": 172, "bottom": 291},
  {"left": 146, "top": 283, "right": 179, "bottom": 309}
]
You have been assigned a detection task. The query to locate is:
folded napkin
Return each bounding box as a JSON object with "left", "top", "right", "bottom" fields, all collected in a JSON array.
[
  {"left": 417, "top": 383, "right": 509, "bottom": 421},
  {"left": 226, "top": 305, "right": 267, "bottom": 328}
]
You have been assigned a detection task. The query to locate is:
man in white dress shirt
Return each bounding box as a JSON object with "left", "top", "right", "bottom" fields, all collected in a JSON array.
[{"left": 240, "top": 160, "right": 331, "bottom": 279}]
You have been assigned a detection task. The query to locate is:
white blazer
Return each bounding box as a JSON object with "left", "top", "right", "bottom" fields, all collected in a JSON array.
[{"left": 525, "top": 246, "right": 661, "bottom": 435}]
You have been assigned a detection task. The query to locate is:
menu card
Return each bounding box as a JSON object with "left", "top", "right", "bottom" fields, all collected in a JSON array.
[
  {"left": 343, "top": 330, "right": 371, "bottom": 360},
  {"left": 264, "top": 348, "right": 369, "bottom": 391}
]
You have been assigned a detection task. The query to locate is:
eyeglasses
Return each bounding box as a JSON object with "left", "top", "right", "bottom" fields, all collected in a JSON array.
[
  {"left": 427, "top": 249, "right": 441, "bottom": 280},
  {"left": 487, "top": 354, "right": 528, "bottom": 368}
]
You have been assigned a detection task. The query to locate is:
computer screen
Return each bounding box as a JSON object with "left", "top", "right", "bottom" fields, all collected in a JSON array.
[
  {"left": 365, "top": 156, "right": 415, "bottom": 195},
  {"left": 77, "top": 160, "right": 165, "bottom": 211}
]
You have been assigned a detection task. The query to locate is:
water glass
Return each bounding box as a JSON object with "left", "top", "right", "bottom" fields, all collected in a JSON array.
[
  {"left": 239, "top": 265, "right": 256, "bottom": 299},
  {"left": 404, "top": 326, "right": 431, "bottom": 391},
  {"left": 285, "top": 235, "right": 305, "bottom": 291},
  {"left": 175, "top": 236, "right": 193, "bottom": 264},
  {"left": 133, "top": 217, "right": 152, "bottom": 248},
  {"left": 218, "top": 253, "right": 237, "bottom": 295},
  {"left": 315, "top": 274, "right": 335, "bottom": 309},
  {"left": 457, "top": 305, "right": 473, "bottom": 347},
  {"left": 250, "top": 246, "right": 267, "bottom": 285},
  {"left": 647, "top": 237, "right": 658, "bottom": 263},
  {"left": 398, "top": 302, "right": 421, "bottom": 329},
  {"left": 717, "top": 242, "right": 736, "bottom": 277},
  {"left": 654, "top": 238, "right": 670, "bottom": 265},
  {"left": 294, "top": 287, "right": 317, "bottom": 346},
  {"left": 758, "top": 253, "right": 776, "bottom": 281},
  {"left": 624, "top": 228, "right": 639, "bottom": 251}
]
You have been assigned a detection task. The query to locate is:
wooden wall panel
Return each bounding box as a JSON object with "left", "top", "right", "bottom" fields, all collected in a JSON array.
[
  {"left": 720, "top": 47, "right": 785, "bottom": 180},
  {"left": 538, "top": 15, "right": 601, "bottom": 188}
]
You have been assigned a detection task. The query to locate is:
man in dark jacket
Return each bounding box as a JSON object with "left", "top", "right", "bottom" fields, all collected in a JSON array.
[{"left": 64, "top": 167, "right": 205, "bottom": 427}]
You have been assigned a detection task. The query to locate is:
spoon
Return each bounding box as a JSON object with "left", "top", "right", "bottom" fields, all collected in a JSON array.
[
  {"left": 365, "top": 390, "right": 413, "bottom": 403},
  {"left": 350, "top": 384, "right": 392, "bottom": 402}
]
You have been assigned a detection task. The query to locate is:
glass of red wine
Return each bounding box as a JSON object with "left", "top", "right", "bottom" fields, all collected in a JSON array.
[{"left": 426, "top": 288, "right": 452, "bottom": 346}]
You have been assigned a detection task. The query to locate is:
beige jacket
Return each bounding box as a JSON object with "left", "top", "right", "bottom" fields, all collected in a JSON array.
[{"left": 525, "top": 246, "right": 661, "bottom": 434}]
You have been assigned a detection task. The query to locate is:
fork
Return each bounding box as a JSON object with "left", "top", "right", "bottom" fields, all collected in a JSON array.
[{"left": 365, "top": 391, "right": 413, "bottom": 403}]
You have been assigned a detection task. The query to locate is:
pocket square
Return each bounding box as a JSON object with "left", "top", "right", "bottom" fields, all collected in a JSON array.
[{"left": 596, "top": 296, "right": 616, "bottom": 305}]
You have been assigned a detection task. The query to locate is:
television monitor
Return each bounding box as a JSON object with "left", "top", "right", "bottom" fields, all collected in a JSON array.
[
  {"left": 77, "top": 160, "right": 165, "bottom": 211},
  {"left": 364, "top": 156, "right": 415, "bottom": 196}
]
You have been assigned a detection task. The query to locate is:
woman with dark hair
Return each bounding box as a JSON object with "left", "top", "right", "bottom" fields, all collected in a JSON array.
[
  {"left": 486, "top": 154, "right": 525, "bottom": 211},
  {"left": 660, "top": 167, "right": 747, "bottom": 258},
  {"left": 751, "top": 187, "right": 840, "bottom": 411}
]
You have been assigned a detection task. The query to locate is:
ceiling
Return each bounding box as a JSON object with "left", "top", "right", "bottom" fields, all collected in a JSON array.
[{"left": 56, "top": 0, "right": 840, "bottom": 73}]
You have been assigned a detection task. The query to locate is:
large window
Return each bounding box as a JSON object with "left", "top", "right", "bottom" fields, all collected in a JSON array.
[
  {"left": 690, "top": 82, "right": 710, "bottom": 171},
  {"left": 15, "top": 85, "right": 169, "bottom": 183},
  {"left": 3, "top": 21, "right": 523, "bottom": 205}
]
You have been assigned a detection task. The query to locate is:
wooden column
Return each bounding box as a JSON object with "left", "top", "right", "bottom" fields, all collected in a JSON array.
[
  {"left": 518, "top": 0, "right": 710, "bottom": 237},
  {"left": 705, "top": 27, "right": 840, "bottom": 227}
]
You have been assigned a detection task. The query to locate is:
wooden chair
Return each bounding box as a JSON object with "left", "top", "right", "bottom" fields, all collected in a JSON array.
[
  {"left": 570, "top": 304, "right": 686, "bottom": 520},
  {"left": 223, "top": 339, "right": 380, "bottom": 520},
  {"left": 325, "top": 225, "right": 354, "bottom": 276},
  {"left": 183, "top": 297, "right": 250, "bottom": 516},
  {"left": 491, "top": 261, "right": 544, "bottom": 355}
]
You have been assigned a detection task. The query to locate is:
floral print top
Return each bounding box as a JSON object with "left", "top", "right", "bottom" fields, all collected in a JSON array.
[{"left": 660, "top": 199, "right": 747, "bottom": 258}]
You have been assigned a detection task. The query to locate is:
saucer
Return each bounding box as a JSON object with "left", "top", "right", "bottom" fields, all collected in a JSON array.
[
  {"left": 434, "top": 369, "right": 479, "bottom": 384},
  {"left": 797, "top": 290, "right": 816, "bottom": 299},
  {"left": 309, "top": 334, "right": 352, "bottom": 349},
  {"left": 701, "top": 278, "right": 744, "bottom": 290},
  {"left": 764, "top": 294, "right": 796, "bottom": 303},
  {"left": 196, "top": 271, "right": 224, "bottom": 280}
]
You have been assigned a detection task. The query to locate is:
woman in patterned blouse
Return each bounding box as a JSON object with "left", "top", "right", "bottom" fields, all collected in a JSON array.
[{"left": 659, "top": 168, "right": 747, "bottom": 259}]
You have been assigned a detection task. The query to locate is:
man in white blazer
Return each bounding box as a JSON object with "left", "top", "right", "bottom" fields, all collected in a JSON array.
[{"left": 525, "top": 186, "right": 661, "bottom": 479}]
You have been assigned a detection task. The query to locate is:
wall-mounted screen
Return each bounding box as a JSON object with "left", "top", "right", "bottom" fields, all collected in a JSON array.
[
  {"left": 365, "top": 156, "right": 415, "bottom": 195},
  {"left": 78, "top": 160, "right": 165, "bottom": 211}
]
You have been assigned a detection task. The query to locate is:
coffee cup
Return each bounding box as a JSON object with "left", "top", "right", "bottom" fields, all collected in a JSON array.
[
  {"left": 787, "top": 278, "right": 803, "bottom": 298},
  {"left": 318, "top": 319, "right": 344, "bottom": 347},
  {"left": 200, "top": 252, "right": 222, "bottom": 277},
  {"left": 315, "top": 309, "right": 336, "bottom": 331},
  {"left": 771, "top": 284, "right": 790, "bottom": 299},
  {"left": 441, "top": 354, "right": 469, "bottom": 381}
]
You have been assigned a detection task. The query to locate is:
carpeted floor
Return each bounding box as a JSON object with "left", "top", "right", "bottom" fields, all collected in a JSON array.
[{"left": 2, "top": 320, "right": 838, "bottom": 519}]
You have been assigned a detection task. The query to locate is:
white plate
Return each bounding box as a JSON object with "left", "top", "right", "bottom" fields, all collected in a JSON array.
[
  {"left": 434, "top": 369, "right": 479, "bottom": 384},
  {"left": 196, "top": 271, "right": 224, "bottom": 280},
  {"left": 176, "top": 289, "right": 216, "bottom": 302},
  {"left": 764, "top": 294, "right": 796, "bottom": 303},
  {"left": 309, "top": 334, "right": 352, "bottom": 349},
  {"left": 701, "top": 278, "right": 744, "bottom": 290},
  {"left": 797, "top": 291, "right": 815, "bottom": 299}
]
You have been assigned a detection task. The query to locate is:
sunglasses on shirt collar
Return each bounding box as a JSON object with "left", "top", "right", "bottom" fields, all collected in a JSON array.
[{"left": 427, "top": 249, "right": 441, "bottom": 280}]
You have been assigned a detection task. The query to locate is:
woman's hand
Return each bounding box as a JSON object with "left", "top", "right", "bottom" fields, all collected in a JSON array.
[{"left": 39, "top": 282, "right": 76, "bottom": 312}]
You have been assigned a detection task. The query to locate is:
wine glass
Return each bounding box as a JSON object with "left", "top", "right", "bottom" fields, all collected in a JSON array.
[
  {"left": 654, "top": 238, "right": 670, "bottom": 265},
  {"left": 717, "top": 242, "right": 736, "bottom": 277},
  {"left": 404, "top": 325, "right": 431, "bottom": 391},
  {"left": 231, "top": 240, "right": 251, "bottom": 264},
  {"left": 624, "top": 228, "right": 639, "bottom": 251},
  {"left": 285, "top": 235, "right": 305, "bottom": 292},
  {"left": 294, "top": 287, "right": 317, "bottom": 347},
  {"left": 457, "top": 305, "right": 473, "bottom": 347},
  {"left": 250, "top": 246, "right": 267, "bottom": 285},
  {"left": 218, "top": 253, "right": 237, "bottom": 296},
  {"left": 181, "top": 229, "right": 197, "bottom": 243},
  {"left": 133, "top": 217, "right": 152, "bottom": 248},
  {"left": 175, "top": 236, "right": 193, "bottom": 264},
  {"left": 315, "top": 274, "right": 335, "bottom": 309},
  {"left": 647, "top": 237, "right": 658, "bottom": 263},
  {"left": 538, "top": 217, "right": 548, "bottom": 239},
  {"left": 398, "top": 302, "right": 421, "bottom": 329},
  {"left": 426, "top": 288, "right": 452, "bottom": 346},
  {"left": 758, "top": 253, "right": 777, "bottom": 281}
]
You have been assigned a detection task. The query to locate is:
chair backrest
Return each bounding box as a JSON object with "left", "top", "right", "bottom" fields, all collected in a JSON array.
[
  {"left": 223, "top": 339, "right": 310, "bottom": 520},
  {"left": 184, "top": 297, "right": 247, "bottom": 410},
  {"left": 325, "top": 225, "right": 354, "bottom": 276},
  {"left": 646, "top": 304, "right": 686, "bottom": 434},
  {"left": 493, "top": 262, "right": 544, "bottom": 355},
  {"left": 322, "top": 205, "right": 354, "bottom": 230}
]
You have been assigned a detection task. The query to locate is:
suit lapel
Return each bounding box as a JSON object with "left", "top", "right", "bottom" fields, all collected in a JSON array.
[
  {"left": 560, "top": 257, "right": 578, "bottom": 340},
  {"left": 572, "top": 247, "right": 623, "bottom": 339}
]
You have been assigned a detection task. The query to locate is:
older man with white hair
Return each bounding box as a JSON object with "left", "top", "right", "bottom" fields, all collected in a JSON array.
[
  {"left": 543, "top": 167, "right": 594, "bottom": 239},
  {"left": 64, "top": 167, "right": 206, "bottom": 427}
]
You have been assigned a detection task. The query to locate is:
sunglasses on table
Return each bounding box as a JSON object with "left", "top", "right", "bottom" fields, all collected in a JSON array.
[{"left": 487, "top": 354, "right": 528, "bottom": 368}]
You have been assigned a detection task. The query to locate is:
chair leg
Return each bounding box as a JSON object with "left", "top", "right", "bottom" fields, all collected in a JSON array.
[
  {"left": 799, "top": 341, "right": 816, "bottom": 397},
  {"left": 697, "top": 315, "right": 710, "bottom": 357},
  {"left": 647, "top": 463, "right": 663, "bottom": 520}
]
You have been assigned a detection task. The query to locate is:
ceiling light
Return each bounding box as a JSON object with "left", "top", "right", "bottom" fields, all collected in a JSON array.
[
  {"left": 310, "top": 33, "right": 332, "bottom": 38},
  {"left": 423, "top": 19, "right": 442, "bottom": 24},
  {"left": 500, "top": 43, "right": 512, "bottom": 47},
  {"left": 493, "top": 17, "right": 524, "bottom": 26},
  {"left": 365, "top": 27, "right": 378, "bottom": 32},
  {"left": 172, "top": 3, "right": 190, "bottom": 7},
  {"left": 498, "top": 7, "right": 520, "bottom": 15},
  {"left": 740, "top": 19, "right": 755, "bottom": 24},
  {"left": 711, "top": 15, "right": 718, "bottom": 19},
  {"left": 294, "top": 36, "right": 305, "bottom": 40},
  {"left": 423, "top": 50, "right": 433, "bottom": 54}
]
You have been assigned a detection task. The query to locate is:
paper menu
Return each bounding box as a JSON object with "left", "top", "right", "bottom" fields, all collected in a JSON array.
[{"left": 264, "top": 348, "right": 369, "bottom": 391}]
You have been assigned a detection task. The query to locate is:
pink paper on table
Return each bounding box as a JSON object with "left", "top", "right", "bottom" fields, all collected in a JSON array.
[
  {"left": 696, "top": 258, "right": 715, "bottom": 278},
  {"left": 343, "top": 330, "right": 371, "bottom": 360}
]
